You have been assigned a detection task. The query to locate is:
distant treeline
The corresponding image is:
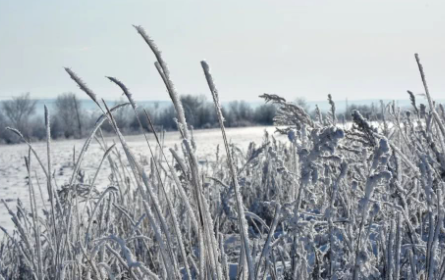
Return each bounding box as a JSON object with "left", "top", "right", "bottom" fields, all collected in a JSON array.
[
  {"left": 0, "top": 92, "right": 410, "bottom": 144},
  {"left": 0, "top": 93, "right": 277, "bottom": 144}
]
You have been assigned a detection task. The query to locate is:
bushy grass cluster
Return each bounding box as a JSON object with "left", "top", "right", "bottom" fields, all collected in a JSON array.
[{"left": 1, "top": 27, "right": 445, "bottom": 280}]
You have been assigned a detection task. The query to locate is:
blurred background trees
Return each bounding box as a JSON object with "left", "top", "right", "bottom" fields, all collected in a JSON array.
[
  {"left": 1, "top": 93, "right": 37, "bottom": 143},
  {"left": 52, "top": 92, "right": 84, "bottom": 138},
  {"left": 0, "top": 92, "right": 395, "bottom": 144}
]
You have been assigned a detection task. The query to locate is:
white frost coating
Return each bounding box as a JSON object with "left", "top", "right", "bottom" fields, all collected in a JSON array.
[
  {"left": 201, "top": 60, "right": 255, "bottom": 280},
  {"left": 353, "top": 138, "right": 392, "bottom": 280},
  {"left": 3, "top": 40, "right": 445, "bottom": 280}
]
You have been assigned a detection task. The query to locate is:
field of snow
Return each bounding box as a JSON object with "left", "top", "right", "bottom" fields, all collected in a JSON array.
[{"left": 0, "top": 126, "right": 282, "bottom": 235}]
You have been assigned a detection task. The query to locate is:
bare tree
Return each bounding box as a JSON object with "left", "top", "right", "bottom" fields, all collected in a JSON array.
[
  {"left": 295, "top": 97, "right": 311, "bottom": 112},
  {"left": 54, "top": 92, "right": 83, "bottom": 138},
  {"left": 180, "top": 95, "right": 215, "bottom": 128},
  {"left": 112, "top": 98, "right": 130, "bottom": 130},
  {"left": 0, "top": 110, "right": 7, "bottom": 143},
  {"left": 1, "top": 93, "right": 37, "bottom": 137}
]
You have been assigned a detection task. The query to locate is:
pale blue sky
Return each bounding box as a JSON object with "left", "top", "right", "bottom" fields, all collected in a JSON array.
[{"left": 0, "top": 0, "right": 444, "bottom": 102}]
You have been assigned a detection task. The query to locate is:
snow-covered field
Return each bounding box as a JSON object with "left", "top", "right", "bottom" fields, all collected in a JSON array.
[{"left": 0, "top": 126, "right": 281, "bottom": 235}]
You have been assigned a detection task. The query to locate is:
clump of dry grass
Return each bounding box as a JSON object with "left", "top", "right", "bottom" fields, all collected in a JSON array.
[{"left": 1, "top": 28, "right": 445, "bottom": 280}]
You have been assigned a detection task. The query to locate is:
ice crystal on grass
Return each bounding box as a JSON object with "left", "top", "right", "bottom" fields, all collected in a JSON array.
[{"left": 2, "top": 28, "right": 445, "bottom": 280}]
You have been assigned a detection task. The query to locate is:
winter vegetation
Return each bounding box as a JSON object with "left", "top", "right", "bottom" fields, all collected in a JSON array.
[
  {"left": 2, "top": 26, "right": 445, "bottom": 280},
  {"left": 0, "top": 92, "right": 277, "bottom": 144},
  {"left": 0, "top": 90, "right": 387, "bottom": 145}
]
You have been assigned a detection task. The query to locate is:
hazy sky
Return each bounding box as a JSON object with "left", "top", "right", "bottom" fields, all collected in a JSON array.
[{"left": 1, "top": 0, "right": 444, "bottom": 102}]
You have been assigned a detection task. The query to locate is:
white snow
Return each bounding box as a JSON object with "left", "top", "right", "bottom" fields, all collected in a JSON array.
[{"left": 0, "top": 126, "right": 281, "bottom": 235}]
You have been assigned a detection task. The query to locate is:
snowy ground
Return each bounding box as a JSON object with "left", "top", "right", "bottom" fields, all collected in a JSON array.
[{"left": 0, "top": 126, "right": 282, "bottom": 235}]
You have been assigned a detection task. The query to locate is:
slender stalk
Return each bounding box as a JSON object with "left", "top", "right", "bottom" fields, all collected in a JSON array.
[{"left": 201, "top": 60, "right": 255, "bottom": 280}]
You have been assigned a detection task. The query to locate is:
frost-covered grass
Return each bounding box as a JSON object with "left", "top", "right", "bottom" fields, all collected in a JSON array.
[
  {"left": 1, "top": 27, "right": 445, "bottom": 279},
  {"left": 0, "top": 126, "right": 280, "bottom": 235}
]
